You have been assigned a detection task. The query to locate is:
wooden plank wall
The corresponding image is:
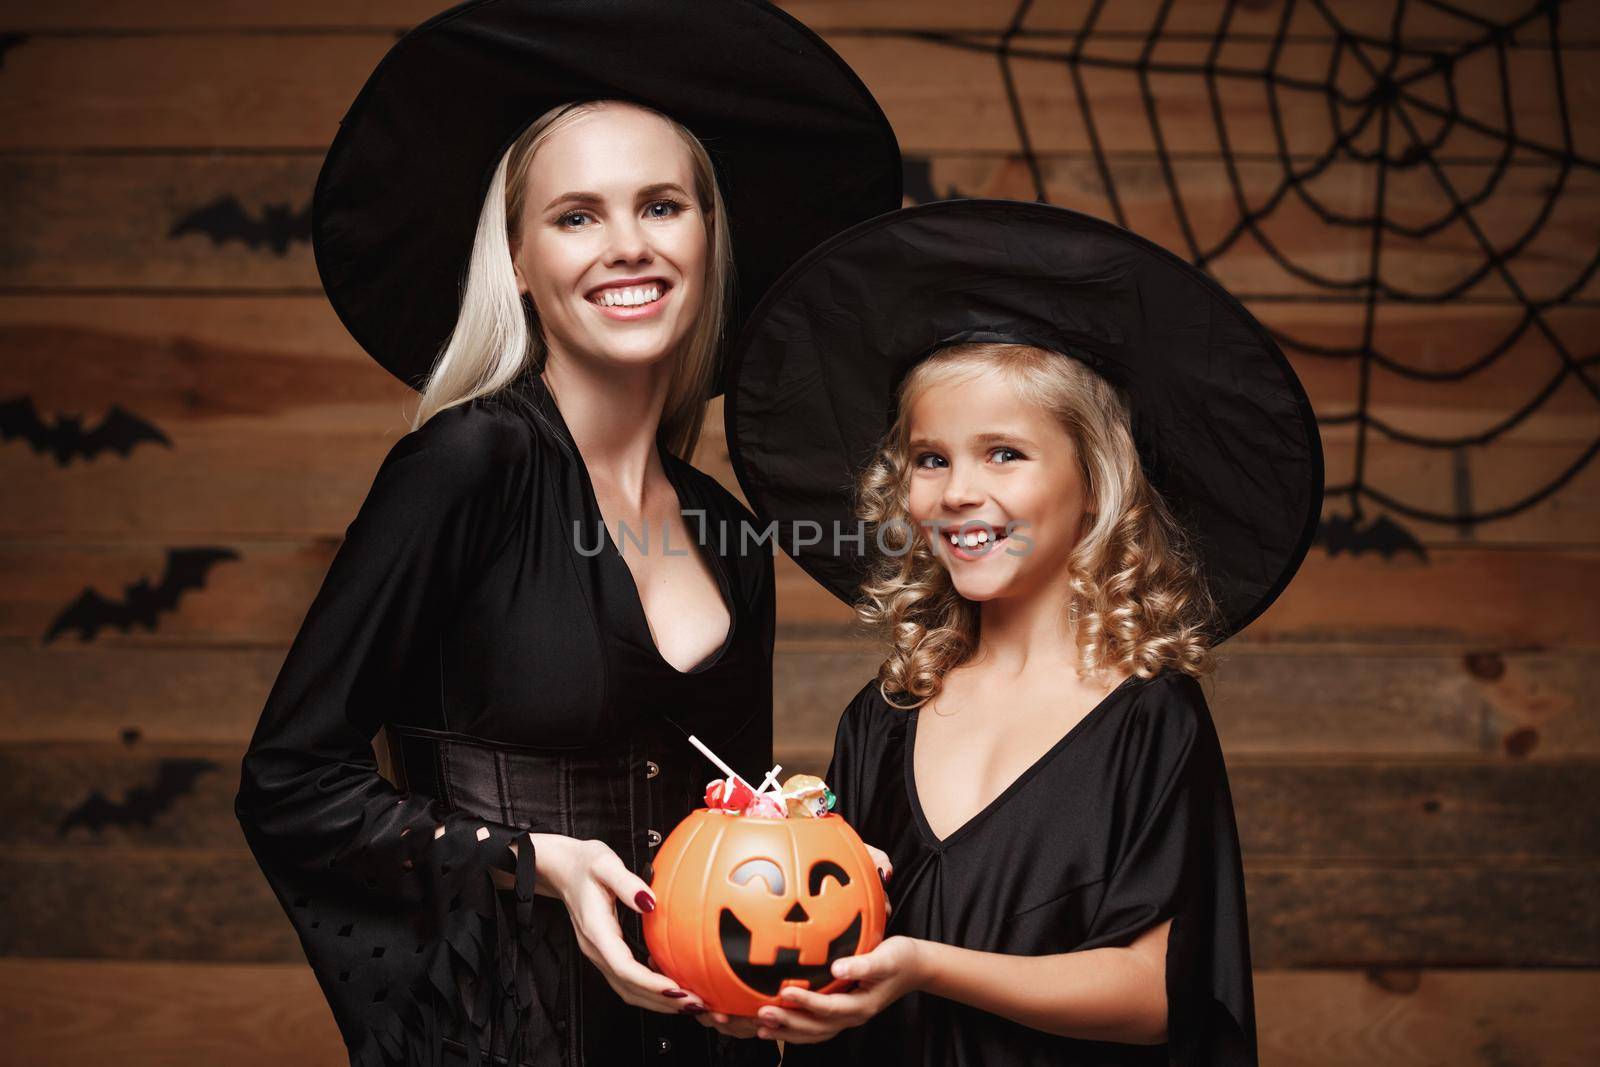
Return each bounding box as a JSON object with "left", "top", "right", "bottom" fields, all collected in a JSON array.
[{"left": 2, "top": 1, "right": 1597, "bottom": 1063}]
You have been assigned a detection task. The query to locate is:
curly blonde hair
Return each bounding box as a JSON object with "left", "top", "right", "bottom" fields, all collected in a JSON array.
[{"left": 854, "top": 342, "right": 1218, "bottom": 707}]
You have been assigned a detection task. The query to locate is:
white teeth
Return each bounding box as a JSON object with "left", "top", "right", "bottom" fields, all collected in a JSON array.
[
  {"left": 946, "top": 528, "right": 1004, "bottom": 550},
  {"left": 596, "top": 284, "right": 663, "bottom": 307}
]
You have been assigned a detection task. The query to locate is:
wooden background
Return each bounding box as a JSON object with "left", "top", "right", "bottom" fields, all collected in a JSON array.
[{"left": 2, "top": 1, "right": 1597, "bottom": 1063}]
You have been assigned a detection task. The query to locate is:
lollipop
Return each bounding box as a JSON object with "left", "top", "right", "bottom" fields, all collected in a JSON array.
[
  {"left": 780, "top": 773, "right": 836, "bottom": 818},
  {"left": 705, "top": 776, "right": 756, "bottom": 813},
  {"left": 745, "top": 792, "right": 787, "bottom": 819},
  {"left": 689, "top": 737, "right": 835, "bottom": 820}
]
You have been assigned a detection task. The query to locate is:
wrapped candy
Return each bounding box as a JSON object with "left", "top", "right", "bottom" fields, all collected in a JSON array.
[
  {"left": 745, "top": 792, "right": 787, "bottom": 819},
  {"left": 705, "top": 776, "right": 756, "bottom": 814},
  {"left": 781, "top": 773, "right": 836, "bottom": 818},
  {"left": 691, "top": 737, "right": 837, "bottom": 821}
]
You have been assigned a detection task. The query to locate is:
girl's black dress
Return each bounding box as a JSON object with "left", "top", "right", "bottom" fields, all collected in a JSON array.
[
  {"left": 786, "top": 670, "right": 1257, "bottom": 1066},
  {"left": 234, "top": 376, "right": 779, "bottom": 1067}
]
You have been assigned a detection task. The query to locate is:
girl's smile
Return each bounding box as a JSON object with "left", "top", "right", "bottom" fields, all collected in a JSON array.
[{"left": 937, "top": 521, "right": 1013, "bottom": 562}]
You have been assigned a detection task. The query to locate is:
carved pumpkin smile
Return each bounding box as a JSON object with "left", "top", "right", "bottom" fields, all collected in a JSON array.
[{"left": 719, "top": 910, "right": 863, "bottom": 995}]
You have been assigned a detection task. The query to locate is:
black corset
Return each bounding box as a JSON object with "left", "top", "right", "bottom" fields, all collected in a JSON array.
[{"left": 385, "top": 721, "right": 756, "bottom": 1066}]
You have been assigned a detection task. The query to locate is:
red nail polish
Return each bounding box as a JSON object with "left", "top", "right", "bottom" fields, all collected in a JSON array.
[
  {"left": 635, "top": 890, "right": 656, "bottom": 912},
  {"left": 664, "top": 989, "right": 688, "bottom": 998}
]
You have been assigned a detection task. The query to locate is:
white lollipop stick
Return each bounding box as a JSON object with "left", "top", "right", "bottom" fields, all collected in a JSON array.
[
  {"left": 756, "top": 765, "right": 784, "bottom": 795},
  {"left": 688, "top": 735, "right": 754, "bottom": 791}
]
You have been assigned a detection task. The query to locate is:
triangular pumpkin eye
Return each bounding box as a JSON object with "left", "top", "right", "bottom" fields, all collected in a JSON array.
[
  {"left": 730, "top": 858, "right": 786, "bottom": 895},
  {"left": 808, "top": 860, "right": 850, "bottom": 895}
]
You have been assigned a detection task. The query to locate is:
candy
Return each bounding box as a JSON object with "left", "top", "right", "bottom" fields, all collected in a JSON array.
[
  {"left": 746, "top": 793, "right": 787, "bottom": 819},
  {"left": 693, "top": 738, "right": 837, "bottom": 821},
  {"left": 705, "top": 776, "right": 756, "bottom": 813},
  {"left": 781, "top": 773, "right": 833, "bottom": 818}
]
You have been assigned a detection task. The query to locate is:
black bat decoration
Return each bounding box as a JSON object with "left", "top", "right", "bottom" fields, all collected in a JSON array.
[
  {"left": 169, "top": 194, "right": 312, "bottom": 256},
  {"left": 0, "top": 395, "right": 171, "bottom": 466},
  {"left": 57, "top": 757, "right": 219, "bottom": 835},
  {"left": 45, "top": 547, "right": 241, "bottom": 643},
  {"left": 0, "top": 33, "right": 26, "bottom": 72},
  {"left": 1314, "top": 513, "right": 1428, "bottom": 561},
  {"left": 902, "top": 156, "right": 967, "bottom": 205}
]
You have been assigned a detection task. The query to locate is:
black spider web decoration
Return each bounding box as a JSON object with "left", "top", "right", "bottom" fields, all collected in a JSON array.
[{"left": 857, "top": 0, "right": 1600, "bottom": 557}]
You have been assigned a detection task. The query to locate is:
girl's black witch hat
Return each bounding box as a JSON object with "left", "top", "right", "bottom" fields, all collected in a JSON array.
[{"left": 723, "top": 199, "right": 1324, "bottom": 639}]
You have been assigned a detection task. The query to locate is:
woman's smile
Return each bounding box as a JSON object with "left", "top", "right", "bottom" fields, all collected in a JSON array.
[{"left": 585, "top": 276, "right": 674, "bottom": 320}]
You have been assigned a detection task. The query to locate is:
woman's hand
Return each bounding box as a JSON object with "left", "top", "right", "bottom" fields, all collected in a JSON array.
[
  {"left": 526, "top": 833, "right": 709, "bottom": 1016},
  {"left": 694, "top": 1010, "right": 763, "bottom": 1039},
  {"left": 864, "top": 842, "right": 894, "bottom": 885},
  {"left": 750, "top": 935, "right": 925, "bottom": 1043}
]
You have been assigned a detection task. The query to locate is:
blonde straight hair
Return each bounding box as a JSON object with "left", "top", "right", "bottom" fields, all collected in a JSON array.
[{"left": 410, "top": 100, "right": 734, "bottom": 459}]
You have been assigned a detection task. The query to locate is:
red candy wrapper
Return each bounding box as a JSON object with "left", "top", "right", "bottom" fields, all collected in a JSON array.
[{"left": 704, "top": 776, "right": 756, "bottom": 813}]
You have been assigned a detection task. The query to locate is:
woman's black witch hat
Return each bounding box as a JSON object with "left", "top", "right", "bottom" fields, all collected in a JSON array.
[{"left": 313, "top": 0, "right": 902, "bottom": 392}]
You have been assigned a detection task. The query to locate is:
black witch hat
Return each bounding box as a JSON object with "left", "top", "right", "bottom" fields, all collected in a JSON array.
[
  {"left": 723, "top": 199, "right": 1324, "bottom": 640},
  {"left": 313, "top": 0, "right": 901, "bottom": 392}
]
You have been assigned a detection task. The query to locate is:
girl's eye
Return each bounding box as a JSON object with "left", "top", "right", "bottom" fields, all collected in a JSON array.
[
  {"left": 990, "top": 446, "right": 1024, "bottom": 464},
  {"left": 644, "top": 199, "right": 685, "bottom": 219},
  {"left": 913, "top": 452, "right": 946, "bottom": 469}
]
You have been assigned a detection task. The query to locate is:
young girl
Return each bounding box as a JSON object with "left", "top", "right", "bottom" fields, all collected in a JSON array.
[{"left": 718, "top": 201, "right": 1321, "bottom": 1065}]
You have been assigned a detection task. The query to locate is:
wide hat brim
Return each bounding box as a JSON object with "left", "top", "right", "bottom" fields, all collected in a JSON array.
[
  {"left": 724, "top": 199, "right": 1324, "bottom": 641},
  {"left": 313, "top": 0, "right": 901, "bottom": 393}
]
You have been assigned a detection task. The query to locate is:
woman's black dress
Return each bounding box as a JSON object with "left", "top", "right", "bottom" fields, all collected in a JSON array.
[
  {"left": 234, "top": 376, "right": 779, "bottom": 1067},
  {"left": 786, "top": 670, "right": 1257, "bottom": 1066}
]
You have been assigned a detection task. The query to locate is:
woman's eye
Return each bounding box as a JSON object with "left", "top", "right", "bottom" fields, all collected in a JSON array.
[
  {"left": 645, "top": 199, "right": 684, "bottom": 219},
  {"left": 557, "top": 211, "right": 593, "bottom": 229}
]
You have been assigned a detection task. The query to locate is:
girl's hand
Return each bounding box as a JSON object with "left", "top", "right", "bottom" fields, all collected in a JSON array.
[
  {"left": 527, "top": 834, "right": 708, "bottom": 1016},
  {"left": 752, "top": 936, "right": 925, "bottom": 1043}
]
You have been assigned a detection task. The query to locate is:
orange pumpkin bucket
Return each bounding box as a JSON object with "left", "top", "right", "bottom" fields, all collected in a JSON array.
[{"left": 643, "top": 807, "right": 888, "bottom": 1015}]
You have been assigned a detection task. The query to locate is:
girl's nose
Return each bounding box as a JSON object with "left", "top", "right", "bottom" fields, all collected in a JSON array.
[{"left": 940, "top": 463, "right": 984, "bottom": 510}]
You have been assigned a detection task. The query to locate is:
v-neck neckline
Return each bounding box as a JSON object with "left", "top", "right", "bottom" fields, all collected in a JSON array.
[
  {"left": 530, "top": 377, "right": 736, "bottom": 677},
  {"left": 903, "top": 673, "right": 1141, "bottom": 851}
]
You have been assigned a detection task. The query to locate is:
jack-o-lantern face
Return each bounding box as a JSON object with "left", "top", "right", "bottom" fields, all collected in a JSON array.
[
  {"left": 643, "top": 809, "right": 888, "bottom": 1015},
  {"left": 720, "top": 856, "right": 863, "bottom": 995}
]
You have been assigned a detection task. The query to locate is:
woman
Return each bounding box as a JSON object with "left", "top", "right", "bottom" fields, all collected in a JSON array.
[
  {"left": 720, "top": 200, "right": 1323, "bottom": 1064},
  {"left": 233, "top": 3, "right": 900, "bottom": 1066}
]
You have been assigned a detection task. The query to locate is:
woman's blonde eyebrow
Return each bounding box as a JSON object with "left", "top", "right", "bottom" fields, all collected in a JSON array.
[{"left": 542, "top": 183, "right": 691, "bottom": 213}]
